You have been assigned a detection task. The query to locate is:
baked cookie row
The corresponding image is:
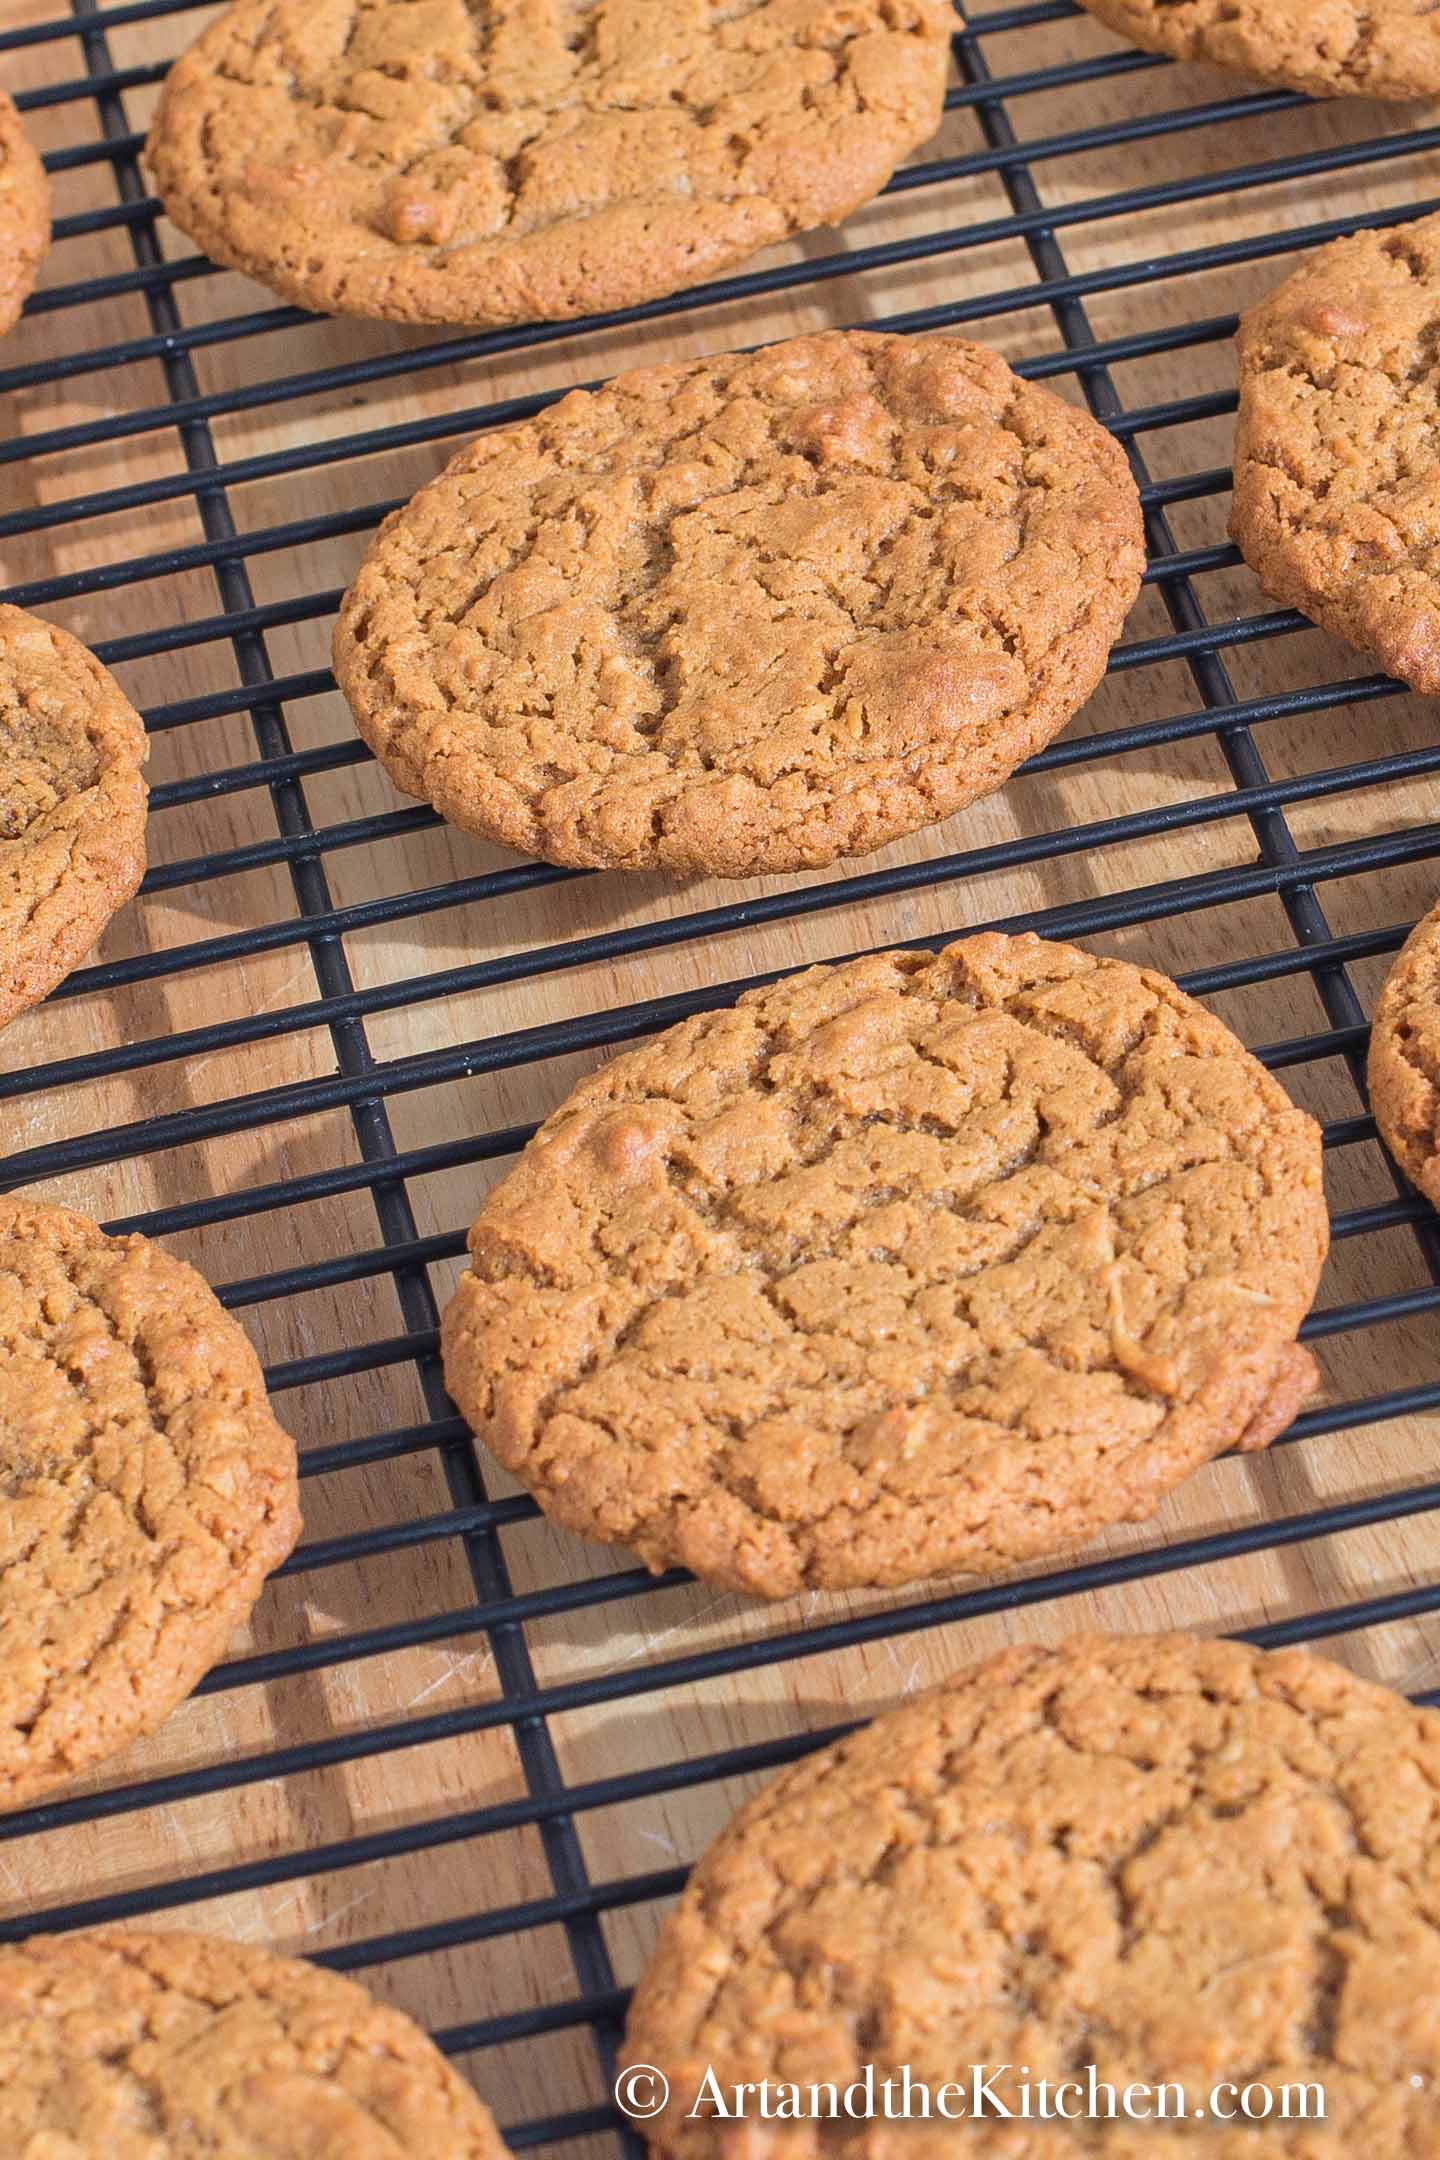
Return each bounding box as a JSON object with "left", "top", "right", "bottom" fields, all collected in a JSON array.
[
  {"left": 139, "top": 0, "right": 1440, "bottom": 334},
  {"left": 12, "top": 261, "right": 1440, "bottom": 1737},
  {"left": 9, "top": 1629, "right": 1440, "bottom": 2154},
  {"left": 12, "top": 1, "right": 1440, "bottom": 346},
  {"left": 10, "top": 256, "right": 1440, "bottom": 1753},
  {"left": 11, "top": 236, "right": 1439, "bottom": 952}
]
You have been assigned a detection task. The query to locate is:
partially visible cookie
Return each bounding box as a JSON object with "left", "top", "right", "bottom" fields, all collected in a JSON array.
[
  {"left": 0, "top": 88, "right": 49, "bottom": 337},
  {"left": 336, "top": 332, "right": 1145, "bottom": 879},
  {"left": 0, "top": 1199, "right": 300, "bottom": 1809},
  {"left": 0, "top": 1928, "right": 508, "bottom": 2155},
  {"left": 145, "top": 0, "right": 953, "bottom": 328},
  {"left": 625, "top": 1631, "right": 1440, "bottom": 2160},
  {"left": 441, "top": 931, "right": 1327, "bottom": 1598},
  {"left": 0, "top": 605, "right": 149, "bottom": 1029},
  {"left": 1076, "top": 0, "right": 1440, "bottom": 100},
  {"left": 1368, "top": 896, "right": 1440, "bottom": 1205},
  {"left": 1232, "top": 214, "right": 1440, "bottom": 692}
]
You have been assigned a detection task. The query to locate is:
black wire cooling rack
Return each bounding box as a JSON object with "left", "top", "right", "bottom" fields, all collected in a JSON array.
[{"left": 6, "top": 0, "right": 1440, "bottom": 2144}]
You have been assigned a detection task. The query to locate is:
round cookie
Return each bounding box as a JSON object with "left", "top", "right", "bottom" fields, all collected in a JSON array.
[
  {"left": 1367, "top": 895, "right": 1440, "bottom": 1205},
  {"left": 0, "top": 88, "right": 49, "bottom": 338},
  {"left": 145, "top": 0, "right": 952, "bottom": 328},
  {"left": 1, "top": 605, "right": 149, "bottom": 1030},
  {"left": 624, "top": 1632, "right": 1440, "bottom": 2159},
  {"left": 336, "top": 333, "right": 1145, "bottom": 879},
  {"left": 0, "top": 1928, "right": 508, "bottom": 2155},
  {"left": 1075, "top": 0, "right": 1440, "bottom": 100},
  {"left": 441, "top": 931, "right": 1327, "bottom": 1598},
  {"left": 1232, "top": 214, "right": 1440, "bottom": 694},
  {"left": 0, "top": 1199, "right": 300, "bottom": 1809}
]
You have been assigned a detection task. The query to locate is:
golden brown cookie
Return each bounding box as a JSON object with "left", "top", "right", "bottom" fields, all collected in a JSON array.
[
  {"left": 336, "top": 332, "right": 1145, "bottom": 879},
  {"left": 0, "top": 88, "right": 49, "bottom": 338},
  {"left": 1, "top": 605, "right": 149, "bottom": 1031},
  {"left": 0, "top": 1928, "right": 508, "bottom": 2155},
  {"left": 1367, "top": 895, "right": 1440, "bottom": 1206},
  {"left": 0, "top": 1199, "right": 300, "bottom": 1810},
  {"left": 1076, "top": 0, "right": 1440, "bottom": 99},
  {"left": 625, "top": 1631, "right": 1440, "bottom": 2160},
  {"left": 145, "top": 0, "right": 952, "bottom": 328},
  {"left": 1231, "top": 215, "right": 1440, "bottom": 694},
  {"left": 441, "top": 931, "right": 1327, "bottom": 1598}
]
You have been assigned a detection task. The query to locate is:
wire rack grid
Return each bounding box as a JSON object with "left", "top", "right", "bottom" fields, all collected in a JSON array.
[{"left": 4, "top": 0, "right": 1440, "bottom": 2147}]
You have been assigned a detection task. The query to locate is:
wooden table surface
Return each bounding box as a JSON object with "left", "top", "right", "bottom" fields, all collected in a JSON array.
[{"left": 3, "top": 1, "right": 1440, "bottom": 2143}]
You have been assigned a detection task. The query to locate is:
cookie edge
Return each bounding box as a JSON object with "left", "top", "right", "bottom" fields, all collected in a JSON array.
[
  {"left": 0, "top": 605, "right": 151, "bottom": 1033},
  {"left": 0, "top": 88, "right": 51, "bottom": 339},
  {"left": 0, "top": 1927, "right": 508, "bottom": 2157},
  {"left": 0, "top": 1199, "right": 302, "bottom": 1811},
  {"left": 1229, "top": 216, "right": 1440, "bottom": 696},
  {"left": 1076, "top": 0, "right": 1440, "bottom": 100}
]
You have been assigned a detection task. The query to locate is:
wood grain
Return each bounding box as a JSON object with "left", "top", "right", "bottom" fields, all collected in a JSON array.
[{"left": 2, "top": 3, "right": 1439, "bottom": 2144}]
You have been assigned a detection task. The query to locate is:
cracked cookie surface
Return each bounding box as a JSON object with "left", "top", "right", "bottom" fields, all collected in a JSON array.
[
  {"left": 0, "top": 89, "right": 49, "bottom": 338},
  {"left": 0, "top": 1928, "right": 508, "bottom": 2155},
  {"left": 0, "top": 604, "right": 150, "bottom": 1031},
  {"left": 624, "top": 1631, "right": 1440, "bottom": 2159},
  {"left": 145, "top": 0, "right": 952, "bottom": 327},
  {"left": 335, "top": 332, "right": 1145, "bottom": 878},
  {"left": 1075, "top": 0, "right": 1440, "bottom": 99},
  {"left": 441, "top": 931, "right": 1327, "bottom": 1598},
  {"left": 1232, "top": 212, "right": 1440, "bottom": 692},
  {"left": 1367, "top": 894, "right": 1440, "bottom": 1205},
  {"left": 0, "top": 1200, "right": 300, "bottom": 1810}
]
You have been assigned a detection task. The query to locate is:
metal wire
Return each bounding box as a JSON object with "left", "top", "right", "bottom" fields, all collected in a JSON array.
[{"left": 4, "top": 0, "right": 1440, "bottom": 2142}]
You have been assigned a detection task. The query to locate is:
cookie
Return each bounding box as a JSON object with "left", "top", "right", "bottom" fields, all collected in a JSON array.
[
  {"left": 1367, "top": 895, "right": 1440, "bottom": 1206},
  {"left": 1, "top": 605, "right": 149, "bottom": 1031},
  {"left": 1230, "top": 215, "right": 1440, "bottom": 694},
  {"left": 1076, "top": 0, "right": 1440, "bottom": 100},
  {"left": 441, "top": 931, "right": 1327, "bottom": 1598},
  {"left": 335, "top": 332, "right": 1145, "bottom": 879},
  {"left": 624, "top": 1631, "right": 1440, "bottom": 2160},
  {"left": 145, "top": 0, "right": 952, "bottom": 328},
  {"left": 0, "top": 1199, "right": 300, "bottom": 1809},
  {"left": 0, "top": 1928, "right": 508, "bottom": 2155},
  {"left": 0, "top": 89, "right": 49, "bottom": 338}
]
